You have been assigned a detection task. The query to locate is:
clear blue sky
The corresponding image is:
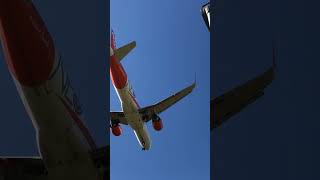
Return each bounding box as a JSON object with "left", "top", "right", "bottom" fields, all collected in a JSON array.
[{"left": 111, "top": 1, "right": 210, "bottom": 180}]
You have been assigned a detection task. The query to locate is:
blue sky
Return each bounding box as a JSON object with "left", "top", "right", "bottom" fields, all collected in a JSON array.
[{"left": 111, "top": 0, "right": 210, "bottom": 180}]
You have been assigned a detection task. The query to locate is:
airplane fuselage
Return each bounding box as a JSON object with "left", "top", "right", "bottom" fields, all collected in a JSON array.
[
  {"left": 14, "top": 61, "right": 100, "bottom": 179},
  {"left": 110, "top": 47, "right": 151, "bottom": 150},
  {"left": 0, "top": 0, "right": 100, "bottom": 179}
]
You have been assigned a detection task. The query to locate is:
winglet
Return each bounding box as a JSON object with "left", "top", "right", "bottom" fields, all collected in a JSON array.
[{"left": 189, "top": 81, "right": 196, "bottom": 91}]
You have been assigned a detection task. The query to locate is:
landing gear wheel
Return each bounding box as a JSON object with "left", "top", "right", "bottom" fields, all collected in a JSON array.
[{"left": 142, "top": 141, "right": 146, "bottom": 151}]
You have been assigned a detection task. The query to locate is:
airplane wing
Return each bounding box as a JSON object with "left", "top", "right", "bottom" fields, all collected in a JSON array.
[
  {"left": 211, "top": 65, "right": 275, "bottom": 129},
  {"left": 110, "top": 111, "right": 128, "bottom": 125},
  {"left": 139, "top": 83, "right": 196, "bottom": 122},
  {"left": 0, "top": 157, "right": 47, "bottom": 179}
]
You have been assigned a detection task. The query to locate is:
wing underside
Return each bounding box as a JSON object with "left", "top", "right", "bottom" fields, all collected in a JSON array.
[
  {"left": 139, "top": 83, "right": 196, "bottom": 122},
  {"left": 110, "top": 111, "right": 128, "bottom": 125},
  {"left": 211, "top": 65, "right": 275, "bottom": 129}
]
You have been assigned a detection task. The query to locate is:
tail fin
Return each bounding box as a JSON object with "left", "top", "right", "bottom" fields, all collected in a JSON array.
[
  {"left": 111, "top": 30, "right": 116, "bottom": 50},
  {"left": 110, "top": 30, "right": 136, "bottom": 62}
]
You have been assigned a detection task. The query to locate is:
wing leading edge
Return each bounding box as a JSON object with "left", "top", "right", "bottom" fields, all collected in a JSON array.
[{"left": 139, "top": 83, "right": 196, "bottom": 122}]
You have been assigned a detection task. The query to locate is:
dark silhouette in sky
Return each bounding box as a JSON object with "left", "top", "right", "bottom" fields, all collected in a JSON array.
[{"left": 212, "top": 0, "right": 320, "bottom": 179}]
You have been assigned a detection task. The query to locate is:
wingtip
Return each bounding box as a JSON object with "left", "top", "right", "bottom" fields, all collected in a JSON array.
[
  {"left": 187, "top": 80, "right": 196, "bottom": 91},
  {"left": 132, "top": 41, "right": 137, "bottom": 47},
  {"left": 191, "top": 73, "right": 197, "bottom": 89},
  {"left": 192, "top": 82, "right": 196, "bottom": 89}
]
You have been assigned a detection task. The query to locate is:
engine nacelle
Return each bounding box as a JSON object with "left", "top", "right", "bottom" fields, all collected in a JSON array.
[
  {"left": 152, "top": 116, "right": 163, "bottom": 131},
  {"left": 111, "top": 124, "right": 122, "bottom": 136}
]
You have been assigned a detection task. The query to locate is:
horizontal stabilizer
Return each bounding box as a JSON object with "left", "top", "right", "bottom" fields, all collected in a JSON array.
[{"left": 115, "top": 41, "right": 136, "bottom": 62}]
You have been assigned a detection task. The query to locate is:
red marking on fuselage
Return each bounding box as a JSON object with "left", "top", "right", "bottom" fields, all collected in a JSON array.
[
  {"left": 0, "top": 0, "right": 55, "bottom": 87},
  {"left": 110, "top": 54, "right": 127, "bottom": 89},
  {"left": 110, "top": 31, "right": 127, "bottom": 89},
  {"left": 58, "top": 96, "right": 97, "bottom": 150}
]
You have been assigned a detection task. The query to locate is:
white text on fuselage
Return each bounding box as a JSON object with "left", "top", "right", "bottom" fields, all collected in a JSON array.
[{"left": 44, "top": 55, "right": 83, "bottom": 115}]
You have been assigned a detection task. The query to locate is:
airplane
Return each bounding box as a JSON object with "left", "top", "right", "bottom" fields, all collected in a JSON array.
[
  {"left": 0, "top": 0, "right": 107, "bottom": 179},
  {"left": 200, "top": 1, "right": 276, "bottom": 130},
  {"left": 109, "top": 32, "right": 196, "bottom": 151}
]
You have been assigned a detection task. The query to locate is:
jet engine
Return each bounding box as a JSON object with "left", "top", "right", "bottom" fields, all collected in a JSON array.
[
  {"left": 111, "top": 123, "right": 122, "bottom": 136},
  {"left": 152, "top": 114, "right": 163, "bottom": 131}
]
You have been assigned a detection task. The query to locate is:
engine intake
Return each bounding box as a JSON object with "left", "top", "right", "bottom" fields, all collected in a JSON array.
[
  {"left": 111, "top": 123, "right": 122, "bottom": 136},
  {"left": 152, "top": 115, "right": 163, "bottom": 131}
]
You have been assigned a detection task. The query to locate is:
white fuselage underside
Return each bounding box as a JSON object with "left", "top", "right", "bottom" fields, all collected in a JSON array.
[
  {"left": 114, "top": 83, "right": 151, "bottom": 150},
  {"left": 12, "top": 53, "right": 101, "bottom": 179}
]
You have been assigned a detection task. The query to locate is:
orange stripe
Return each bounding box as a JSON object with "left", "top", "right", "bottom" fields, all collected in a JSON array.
[{"left": 110, "top": 55, "right": 127, "bottom": 89}]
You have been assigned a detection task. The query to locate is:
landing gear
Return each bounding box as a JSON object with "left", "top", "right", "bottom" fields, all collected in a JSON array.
[{"left": 141, "top": 141, "right": 146, "bottom": 151}]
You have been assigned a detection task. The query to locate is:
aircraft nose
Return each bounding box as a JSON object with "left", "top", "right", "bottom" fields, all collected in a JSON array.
[{"left": 0, "top": 0, "right": 55, "bottom": 87}]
